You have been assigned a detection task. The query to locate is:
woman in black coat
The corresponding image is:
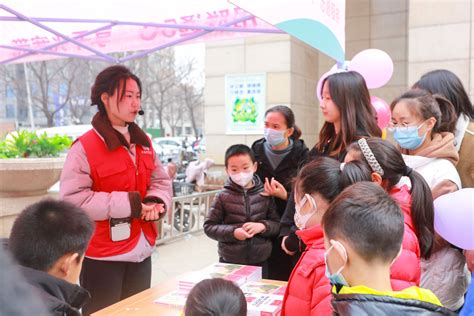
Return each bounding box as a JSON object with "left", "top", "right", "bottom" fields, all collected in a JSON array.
[{"left": 251, "top": 105, "right": 308, "bottom": 281}]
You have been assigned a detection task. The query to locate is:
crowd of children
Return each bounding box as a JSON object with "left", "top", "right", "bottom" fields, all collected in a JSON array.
[
  {"left": 203, "top": 69, "right": 473, "bottom": 315},
  {"left": 1, "top": 67, "right": 472, "bottom": 316}
]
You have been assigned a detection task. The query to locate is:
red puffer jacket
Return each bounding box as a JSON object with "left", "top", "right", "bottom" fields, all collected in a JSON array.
[
  {"left": 282, "top": 224, "right": 332, "bottom": 316},
  {"left": 389, "top": 184, "right": 421, "bottom": 290}
]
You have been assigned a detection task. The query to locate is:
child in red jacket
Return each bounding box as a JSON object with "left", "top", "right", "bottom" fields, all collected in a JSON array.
[
  {"left": 345, "top": 138, "right": 436, "bottom": 289},
  {"left": 282, "top": 157, "right": 373, "bottom": 316}
]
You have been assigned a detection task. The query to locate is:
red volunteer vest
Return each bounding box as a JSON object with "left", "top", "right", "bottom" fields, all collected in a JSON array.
[{"left": 79, "top": 130, "right": 157, "bottom": 257}]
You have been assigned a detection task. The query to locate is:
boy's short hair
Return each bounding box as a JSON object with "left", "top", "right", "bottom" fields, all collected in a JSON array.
[
  {"left": 224, "top": 144, "right": 255, "bottom": 167},
  {"left": 9, "top": 199, "right": 94, "bottom": 271},
  {"left": 322, "top": 182, "right": 404, "bottom": 263}
]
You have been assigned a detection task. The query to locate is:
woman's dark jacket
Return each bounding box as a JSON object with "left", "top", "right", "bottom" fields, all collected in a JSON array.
[{"left": 251, "top": 137, "right": 309, "bottom": 217}]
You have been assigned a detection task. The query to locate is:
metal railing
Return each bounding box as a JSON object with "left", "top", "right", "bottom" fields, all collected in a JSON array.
[{"left": 156, "top": 190, "right": 219, "bottom": 245}]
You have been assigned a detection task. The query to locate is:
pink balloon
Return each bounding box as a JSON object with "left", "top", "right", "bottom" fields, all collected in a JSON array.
[
  {"left": 316, "top": 63, "right": 350, "bottom": 102},
  {"left": 316, "top": 70, "right": 333, "bottom": 102},
  {"left": 370, "top": 96, "right": 391, "bottom": 129},
  {"left": 349, "top": 49, "right": 393, "bottom": 89}
]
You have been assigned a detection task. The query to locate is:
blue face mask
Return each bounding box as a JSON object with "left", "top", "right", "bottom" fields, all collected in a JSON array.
[
  {"left": 324, "top": 241, "right": 349, "bottom": 286},
  {"left": 392, "top": 122, "right": 427, "bottom": 150},
  {"left": 264, "top": 128, "right": 287, "bottom": 147}
]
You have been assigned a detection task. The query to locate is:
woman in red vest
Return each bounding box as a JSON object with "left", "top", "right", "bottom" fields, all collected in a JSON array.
[{"left": 60, "top": 65, "right": 172, "bottom": 315}]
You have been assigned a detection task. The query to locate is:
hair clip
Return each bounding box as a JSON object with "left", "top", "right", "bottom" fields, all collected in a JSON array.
[{"left": 357, "top": 138, "right": 384, "bottom": 176}]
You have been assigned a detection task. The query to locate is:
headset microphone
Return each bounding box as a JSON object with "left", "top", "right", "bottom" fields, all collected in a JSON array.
[{"left": 138, "top": 109, "right": 144, "bottom": 115}]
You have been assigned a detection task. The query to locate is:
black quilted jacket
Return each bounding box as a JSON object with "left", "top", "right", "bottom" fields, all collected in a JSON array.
[{"left": 204, "top": 175, "right": 280, "bottom": 264}]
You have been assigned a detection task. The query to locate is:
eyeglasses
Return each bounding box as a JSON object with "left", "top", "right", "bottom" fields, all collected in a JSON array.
[{"left": 388, "top": 121, "right": 425, "bottom": 132}]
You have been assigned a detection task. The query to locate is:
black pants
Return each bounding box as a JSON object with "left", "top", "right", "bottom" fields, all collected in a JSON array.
[
  {"left": 267, "top": 237, "right": 294, "bottom": 281},
  {"left": 219, "top": 257, "right": 269, "bottom": 279},
  {"left": 80, "top": 257, "right": 151, "bottom": 315}
]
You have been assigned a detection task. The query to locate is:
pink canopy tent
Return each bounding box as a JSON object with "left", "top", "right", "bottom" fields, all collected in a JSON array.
[
  {"left": 0, "top": 0, "right": 283, "bottom": 64},
  {"left": 0, "top": 0, "right": 346, "bottom": 65}
]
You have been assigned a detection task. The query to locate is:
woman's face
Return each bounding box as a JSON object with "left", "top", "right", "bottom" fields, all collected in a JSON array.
[
  {"left": 102, "top": 78, "right": 141, "bottom": 126},
  {"left": 320, "top": 81, "right": 341, "bottom": 124},
  {"left": 264, "top": 111, "right": 293, "bottom": 137},
  {"left": 391, "top": 100, "right": 432, "bottom": 138}
]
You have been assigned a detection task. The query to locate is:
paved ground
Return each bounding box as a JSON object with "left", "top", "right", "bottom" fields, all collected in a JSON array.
[{"left": 150, "top": 231, "right": 218, "bottom": 286}]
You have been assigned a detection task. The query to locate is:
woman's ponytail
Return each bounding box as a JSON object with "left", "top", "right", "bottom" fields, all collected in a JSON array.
[
  {"left": 433, "top": 94, "right": 457, "bottom": 133},
  {"left": 407, "top": 169, "right": 435, "bottom": 259},
  {"left": 291, "top": 125, "right": 302, "bottom": 140}
]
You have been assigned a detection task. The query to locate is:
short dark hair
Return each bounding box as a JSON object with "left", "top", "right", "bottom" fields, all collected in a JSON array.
[
  {"left": 90, "top": 65, "right": 142, "bottom": 115},
  {"left": 9, "top": 199, "right": 94, "bottom": 271},
  {"left": 184, "top": 278, "right": 247, "bottom": 316},
  {"left": 224, "top": 144, "right": 255, "bottom": 167},
  {"left": 322, "top": 182, "right": 404, "bottom": 263}
]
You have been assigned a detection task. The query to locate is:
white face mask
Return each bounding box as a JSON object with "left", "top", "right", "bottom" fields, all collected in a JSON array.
[
  {"left": 264, "top": 128, "right": 287, "bottom": 146},
  {"left": 294, "top": 193, "right": 318, "bottom": 230},
  {"left": 230, "top": 172, "right": 254, "bottom": 187}
]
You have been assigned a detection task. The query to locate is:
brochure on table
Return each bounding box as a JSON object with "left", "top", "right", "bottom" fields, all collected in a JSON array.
[{"left": 155, "top": 263, "right": 286, "bottom": 316}]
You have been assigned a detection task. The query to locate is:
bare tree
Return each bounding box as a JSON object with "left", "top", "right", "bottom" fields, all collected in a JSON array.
[
  {"left": 164, "top": 87, "right": 185, "bottom": 136},
  {"left": 1, "top": 48, "right": 204, "bottom": 131},
  {"left": 26, "top": 60, "right": 80, "bottom": 126},
  {"left": 65, "top": 60, "right": 104, "bottom": 124},
  {"left": 133, "top": 48, "right": 192, "bottom": 134},
  {"left": 180, "top": 83, "right": 203, "bottom": 137}
]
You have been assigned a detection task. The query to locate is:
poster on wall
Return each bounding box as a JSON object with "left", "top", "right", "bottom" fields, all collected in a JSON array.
[{"left": 225, "top": 73, "right": 266, "bottom": 135}]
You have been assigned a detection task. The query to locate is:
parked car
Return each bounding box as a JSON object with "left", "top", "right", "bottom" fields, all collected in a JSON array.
[{"left": 152, "top": 137, "right": 185, "bottom": 163}]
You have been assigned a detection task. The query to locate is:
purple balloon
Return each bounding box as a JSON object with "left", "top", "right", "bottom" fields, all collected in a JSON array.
[
  {"left": 349, "top": 49, "right": 393, "bottom": 89},
  {"left": 434, "top": 189, "right": 474, "bottom": 250}
]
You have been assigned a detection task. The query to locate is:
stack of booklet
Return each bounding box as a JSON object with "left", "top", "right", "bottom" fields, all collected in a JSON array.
[
  {"left": 177, "top": 262, "right": 262, "bottom": 291},
  {"left": 155, "top": 263, "right": 286, "bottom": 315},
  {"left": 240, "top": 281, "right": 286, "bottom": 316}
]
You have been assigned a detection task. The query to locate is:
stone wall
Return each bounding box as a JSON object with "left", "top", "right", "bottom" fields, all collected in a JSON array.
[
  {"left": 407, "top": 0, "right": 473, "bottom": 98},
  {"left": 204, "top": 34, "right": 319, "bottom": 165}
]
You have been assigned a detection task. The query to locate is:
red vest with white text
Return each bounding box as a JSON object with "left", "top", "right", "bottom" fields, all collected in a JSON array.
[{"left": 79, "top": 130, "right": 157, "bottom": 257}]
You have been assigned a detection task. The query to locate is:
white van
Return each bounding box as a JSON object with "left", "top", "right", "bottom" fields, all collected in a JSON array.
[{"left": 36, "top": 124, "right": 93, "bottom": 141}]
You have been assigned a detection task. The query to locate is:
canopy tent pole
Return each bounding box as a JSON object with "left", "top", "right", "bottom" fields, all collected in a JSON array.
[
  {"left": 120, "top": 15, "right": 258, "bottom": 63},
  {"left": 0, "top": 4, "right": 117, "bottom": 63},
  {"left": 0, "top": 4, "right": 282, "bottom": 65},
  {"left": 0, "top": 22, "right": 117, "bottom": 64}
]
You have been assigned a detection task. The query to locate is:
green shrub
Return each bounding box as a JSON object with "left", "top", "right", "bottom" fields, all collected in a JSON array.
[{"left": 0, "top": 130, "right": 72, "bottom": 158}]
